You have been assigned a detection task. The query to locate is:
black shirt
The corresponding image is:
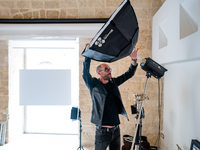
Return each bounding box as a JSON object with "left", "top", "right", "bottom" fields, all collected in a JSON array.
[{"left": 101, "top": 81, "right": 120, "bottom": 126}]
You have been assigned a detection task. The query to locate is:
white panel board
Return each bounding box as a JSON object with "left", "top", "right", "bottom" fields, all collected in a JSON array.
[{"left": 20, "top": 70, "right": 71, "bottom": 105}]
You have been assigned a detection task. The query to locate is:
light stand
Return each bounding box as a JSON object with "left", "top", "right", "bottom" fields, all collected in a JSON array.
[
  {"left": 130, "top": 57, "right": 167, "bottom": 150},
  {"left": 131, "top": 72, "right": 151, "bottom": 150},
  {"left": 70, "top": 107, "right": 84, "bottom": 150},
  {"left": 77, "top": 110, "right": 84, "bottom": 150}
]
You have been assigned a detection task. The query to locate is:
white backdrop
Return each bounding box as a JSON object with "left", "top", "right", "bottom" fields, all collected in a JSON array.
[{"left": 20, "top": 70, "right": 71, "bottom": 105}]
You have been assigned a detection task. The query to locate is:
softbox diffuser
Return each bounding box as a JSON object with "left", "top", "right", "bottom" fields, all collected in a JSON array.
[{"left": 81, "top": 0, "right": 139, "bottom": 63}]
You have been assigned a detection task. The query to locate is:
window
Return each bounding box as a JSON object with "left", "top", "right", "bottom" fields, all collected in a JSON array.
[{"left": 13, "top": 38, "right": 79, "bottom": 134}]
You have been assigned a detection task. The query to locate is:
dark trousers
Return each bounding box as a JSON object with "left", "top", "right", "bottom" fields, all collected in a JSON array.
[{"left": 95, "top": 126, "right": 120, "bottom": 150}]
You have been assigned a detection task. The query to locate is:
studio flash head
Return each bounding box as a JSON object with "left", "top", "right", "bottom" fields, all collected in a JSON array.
[{"left": 140, "top": 57, "right": 167, "bottom": 79}]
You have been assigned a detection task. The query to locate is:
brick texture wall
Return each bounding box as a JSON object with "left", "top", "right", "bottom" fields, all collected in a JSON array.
[
  {"left": 0, "top": 40, "right": 9, "bottom": 142},
  {"left": 0, "top": 0, "right": 163, "bottom": 147},
  {"left": 0, "top": 0, "right": 163, "bottom": 19}
]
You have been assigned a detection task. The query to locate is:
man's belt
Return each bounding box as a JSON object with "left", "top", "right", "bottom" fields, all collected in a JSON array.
[{"left": 96, "top": 125, "right": 119, "bottom": 132}]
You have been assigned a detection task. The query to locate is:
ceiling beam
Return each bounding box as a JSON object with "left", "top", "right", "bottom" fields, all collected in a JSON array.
[{"left": 0, "top": 18, "right": 108, "bottom": 24}]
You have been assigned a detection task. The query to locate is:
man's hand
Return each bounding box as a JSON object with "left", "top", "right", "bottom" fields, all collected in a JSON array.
[
  {"left": 129, "top": 47, "right": 139, "bottom": 66},
  {"left": 129, "top": 47, "right": 139, "bottom": 59},
  {"left": 85, "top": 43, "right": 90, "bottom": 49}
]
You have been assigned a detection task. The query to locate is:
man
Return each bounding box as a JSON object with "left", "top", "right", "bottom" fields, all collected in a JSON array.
[{"left": 82, "top": 44, "right": 139, "bottom": 150}]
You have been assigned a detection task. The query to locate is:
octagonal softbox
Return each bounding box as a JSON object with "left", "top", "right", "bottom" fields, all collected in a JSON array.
[{"left": 81, "top": 0, "right": 139, "bottom": 63}]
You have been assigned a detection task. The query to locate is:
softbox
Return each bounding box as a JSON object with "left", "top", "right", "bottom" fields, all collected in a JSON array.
[{"left": 82, "top": 0, "right": 139, "bottom": 63}]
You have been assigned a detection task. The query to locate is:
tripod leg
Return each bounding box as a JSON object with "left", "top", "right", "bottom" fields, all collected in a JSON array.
[{"left": 77, "top": 146, "right": 84, "bottom": 150}]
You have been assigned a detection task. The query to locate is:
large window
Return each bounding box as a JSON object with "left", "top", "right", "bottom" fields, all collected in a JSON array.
[{"left": 13, "top": 38, "right": 79, "bottom": 134}]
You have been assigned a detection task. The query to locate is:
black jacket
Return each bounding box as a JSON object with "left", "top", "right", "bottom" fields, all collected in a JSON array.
[{"left": 82, "top": 57, "right": 137, "bottom": 126}]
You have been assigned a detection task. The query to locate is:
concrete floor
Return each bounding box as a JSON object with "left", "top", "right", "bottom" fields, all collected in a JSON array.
[{"left": 0, "top": 134, "right": 94, "bottom": 150}]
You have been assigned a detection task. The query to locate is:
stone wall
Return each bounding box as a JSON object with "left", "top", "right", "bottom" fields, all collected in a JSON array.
[
  {"left": 0, "top": 0, "right": 162, "bottom": 19},
  {"left": 0, "top": 0, "right": 163, "bottom": 147},
  {"left": 0, "top": 40, "right": 9, "bottom": 143}
]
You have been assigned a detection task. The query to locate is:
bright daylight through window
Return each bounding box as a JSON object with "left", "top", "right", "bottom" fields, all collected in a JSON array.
[{"left": 12, "top": 38, "right": 79, "bottom": 134}]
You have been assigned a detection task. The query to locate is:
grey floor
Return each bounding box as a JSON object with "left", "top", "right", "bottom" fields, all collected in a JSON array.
[{"left": 1, "top": 134, "right": 94, "bottom": 150}]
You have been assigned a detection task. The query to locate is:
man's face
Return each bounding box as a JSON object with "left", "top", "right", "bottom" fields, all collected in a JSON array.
[{"left": 99, "top": 64, "right": 112, "bottom": 80}]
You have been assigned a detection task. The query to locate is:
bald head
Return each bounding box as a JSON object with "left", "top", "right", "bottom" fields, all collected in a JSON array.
[
  {"left": 96, "top": 64, "right": 110, "bottom": 74},
  {"left": 96, "top": 64, "right": 103, "bottom": 74},
  {"left": 96, "top": 64, "right": 112, "bottom": 82}
]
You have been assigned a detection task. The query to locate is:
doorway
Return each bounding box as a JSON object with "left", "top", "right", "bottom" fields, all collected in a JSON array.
[{"left": 9, "top": 38, "right": 79, "bottom": 137}]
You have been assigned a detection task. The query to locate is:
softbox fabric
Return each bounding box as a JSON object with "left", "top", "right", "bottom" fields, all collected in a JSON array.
[{"left": 81, "top": 0, "right": 139, "bottom": 63}]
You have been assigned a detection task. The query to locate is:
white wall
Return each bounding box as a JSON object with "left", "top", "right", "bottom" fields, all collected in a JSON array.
[{"left": 152, "top": 0, "right": 200, "bottom": 149}]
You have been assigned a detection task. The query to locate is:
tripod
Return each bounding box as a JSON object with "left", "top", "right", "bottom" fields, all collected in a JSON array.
[
  {"left": 77, "top": 110, "right": 84, "bottom": 150},
  {"left": 131, "top": 72, "right": 151, "bottom": 150}
]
